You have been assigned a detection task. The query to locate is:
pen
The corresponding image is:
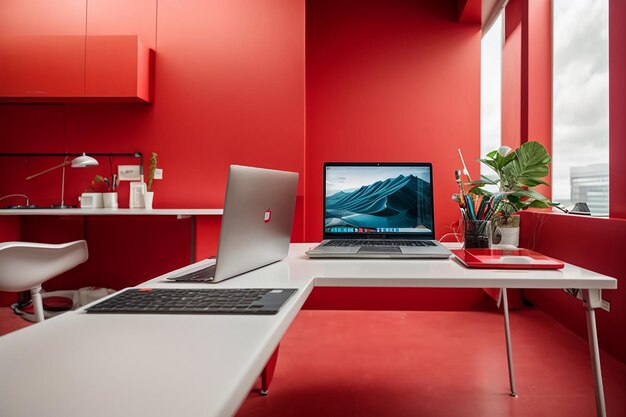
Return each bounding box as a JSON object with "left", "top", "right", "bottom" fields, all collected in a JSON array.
[
  {"left": 465, "top": 195, "right": 476, "bottom": 220},
  {"left": 476, "top": 195, "right": 487, "bottom": 219}
]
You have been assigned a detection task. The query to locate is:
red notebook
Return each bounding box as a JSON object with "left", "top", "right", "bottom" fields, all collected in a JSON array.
[{"left": 451, "top": 248, "right": 565, "bottom": 269}]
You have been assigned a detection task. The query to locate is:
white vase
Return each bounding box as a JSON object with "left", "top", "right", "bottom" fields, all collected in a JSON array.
[
  {"left": 491, "top": 214, "right": 520, "bottom": 248},
  {"left": 143, "top": 191, "right": 154, "bottom": 210},
  {"left": 496, "top": 226, "right": 520, "bottom": 247}
]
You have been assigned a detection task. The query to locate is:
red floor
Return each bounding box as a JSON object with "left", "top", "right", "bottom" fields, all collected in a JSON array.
[
  {"left": 0, "top": 306, "right": 31, "bottom": 336},
  {"left": 2, "top": 308, "right": 625, "bottom": 416},
  {"left": 237, "top": 310, "right": 626, "bottom": 417}
]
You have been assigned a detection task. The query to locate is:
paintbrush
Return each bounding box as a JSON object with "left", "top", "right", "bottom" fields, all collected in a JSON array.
[
  {"left": 457, "top": 148, "right": 472, "bottom": 182},
  {"left": 455, "top": 170, "right": 466, "bottom": 208}
]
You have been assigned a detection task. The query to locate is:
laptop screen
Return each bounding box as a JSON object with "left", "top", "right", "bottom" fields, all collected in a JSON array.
[{"left": 324, "top": 163, "right": 435, "bottom": 239}]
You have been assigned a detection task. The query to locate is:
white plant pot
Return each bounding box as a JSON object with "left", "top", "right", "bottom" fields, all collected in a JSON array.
[
  {"left": 491, "top": 215, "right": 520, "bottom": 248},
  {"left": 143, "top": 191, "right": 154, "bottom": 210},
  {"left": 496, "top": 226, "right": 520, "bottom": 247}
]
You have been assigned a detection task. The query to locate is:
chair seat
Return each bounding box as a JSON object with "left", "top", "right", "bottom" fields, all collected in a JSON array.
[
  {"left": 0, "top": 240, "right": 89, "bottom": 322},
  {"left": 0, "top": 241, "right": 88, "bottom": 292}
]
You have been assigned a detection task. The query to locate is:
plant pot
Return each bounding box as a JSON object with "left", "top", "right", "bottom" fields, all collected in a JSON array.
[
  {"left": 143, "top": 191, "right": 154, "bottom": 210},
  {"left": 491, "top": 214, "right": 520, "bottom": 247}
]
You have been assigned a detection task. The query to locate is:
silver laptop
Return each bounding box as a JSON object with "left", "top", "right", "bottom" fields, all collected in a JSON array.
[
  {"left": 169, "top": 165, "right": 298, "bottom": 282},
  {"left": 305, "top": 162, "right": 451, "bottom": 259}
]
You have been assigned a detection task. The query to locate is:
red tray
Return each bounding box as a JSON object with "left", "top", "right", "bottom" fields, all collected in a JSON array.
[{"left": 452, "top": 248, "right": 565, "bottom": 269}]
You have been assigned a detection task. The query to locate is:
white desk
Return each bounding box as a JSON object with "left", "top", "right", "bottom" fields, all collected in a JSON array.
[
  {"left": 0, "top": 208, "right": 223, "bottom": 216},
  {"left": 0, "top": 244, "right": 617, "bottom": 417},
  {"left": 0, "top": 208, "right": 223, "bottom": 262}
]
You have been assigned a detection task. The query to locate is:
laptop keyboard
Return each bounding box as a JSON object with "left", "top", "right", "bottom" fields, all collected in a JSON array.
[
  {"left": 323, "top": 239, "right": 437, "bottom": 247},
  {"left": 167, "top": 264, "right": 216, "bottom": 282},
  {"left": 86, "top": 288, "right": 297, "bottom": 315}
]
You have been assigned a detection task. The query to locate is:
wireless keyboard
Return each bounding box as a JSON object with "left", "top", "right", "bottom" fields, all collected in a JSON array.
[{"left": 86, "top": 288, "right": 297, "bottom": 315}]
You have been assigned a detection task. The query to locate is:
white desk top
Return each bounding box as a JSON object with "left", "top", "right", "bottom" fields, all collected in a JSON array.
[
  {"left": 0, "top": 243, "right": 617, "bottom": 417},
  {"left": 0, "top": 208, "right": 223, "bottom": 216}
]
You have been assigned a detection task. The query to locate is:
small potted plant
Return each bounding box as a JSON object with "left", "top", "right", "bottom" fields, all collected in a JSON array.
[
  {"left": 144, "top": 152, "right": 158, "bottom": 210},
  {"left": 92, "top": 175, "right": 119, "bottom": 209},
  {"left": 468, "top": 141, "right": 557, "bottom": 245},
  {"left": 91, "top": 175, "right": 110, "bottom": 192}
]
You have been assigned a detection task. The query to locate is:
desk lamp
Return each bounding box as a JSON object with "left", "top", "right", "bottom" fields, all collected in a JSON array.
[{"left": 26, "top": 153, "right": 99, "bottom": 208}]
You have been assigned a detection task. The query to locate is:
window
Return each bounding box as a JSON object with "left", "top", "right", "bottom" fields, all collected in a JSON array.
[
  {"left": 552, "top": 0, "right": 609, "bottom": 215},
  {"left": 480, "top": 13, "right": 503, "bottom": 179}
]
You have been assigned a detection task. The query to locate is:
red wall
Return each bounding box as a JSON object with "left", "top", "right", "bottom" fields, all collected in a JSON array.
[
  {"left": 303, "top": 0, "right": 486, "bottom": 309},
  {"left": 0, "top": 0, "right": 305, "bottom": 296},
  {"left": 502, "top": 0, "right": 522, "bottom": 150},
  {"left": 305, "top": 0, "right": 481, "bottom": 242}
]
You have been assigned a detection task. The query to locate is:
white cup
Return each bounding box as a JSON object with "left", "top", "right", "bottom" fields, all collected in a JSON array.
[{"left": 103, "top": 192, "right": 119, "bottom": 209}]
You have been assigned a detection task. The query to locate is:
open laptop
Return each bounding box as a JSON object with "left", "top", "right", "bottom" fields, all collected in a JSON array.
[
  {"left": 305, "top": 162, "right": 451, "bottom": 259},
  {"left": 168, "top": 165, "right": 299, "bottom": 282}
]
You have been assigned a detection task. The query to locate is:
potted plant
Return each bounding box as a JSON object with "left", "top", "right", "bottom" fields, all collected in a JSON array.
[
  {"left": 144, "top": 152, "right": 158, "bottom": 210},
  {"left": 469, "top": 141, "right": 557, "bottom": 245}
]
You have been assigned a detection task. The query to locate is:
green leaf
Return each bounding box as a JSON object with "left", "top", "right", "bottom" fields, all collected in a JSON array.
[
  {"left": 504, "top": 141, "right": 551, "bottom": 188},
  {"left": 468, "top": 186, "right": 493, "bottom": 196},
  {"left": 477, "top": 158, "right": 498, "bottom": 172},
  {"left": 468, "top": 175, "right": 498, "bottom": 186},
  {"left": 529, "top": 200, "right": 551, "bottom": 208},
  {"left": 485, "top": 150, "right": 498, "bottom": 159},
  {"left": 511, "top": 188, "right": 552, "bottom": 203},
  {"left": 517, "top": 178, "right": 549, "bottom": 187}
]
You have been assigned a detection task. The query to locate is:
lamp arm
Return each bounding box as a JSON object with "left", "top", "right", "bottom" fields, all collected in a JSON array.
[{"left": 26, "top": 160, "right": 71, "bottom": 180}]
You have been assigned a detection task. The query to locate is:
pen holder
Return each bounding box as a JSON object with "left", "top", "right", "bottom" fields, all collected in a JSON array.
[
  {"left": 102, "top": 192, "right": 118, "bottom": 209},
  {"left": 463, "top": 220, "right": 491, "bottom": 249}
]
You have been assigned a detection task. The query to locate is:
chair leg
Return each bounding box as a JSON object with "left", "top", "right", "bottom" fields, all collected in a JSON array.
[{"left": 30, "top": 286, "right": 45, "bottom": 323}]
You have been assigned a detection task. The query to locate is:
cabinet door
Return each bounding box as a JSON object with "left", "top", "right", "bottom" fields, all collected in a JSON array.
[
  {"left": 0, "top": 0, "right": 86, "bottom": 98},
  {"left": 0, "top": 35, "right": 85, "bottom": 97},
  {"left": 85, "top": 35, "right": 150, "bottom": 101}
]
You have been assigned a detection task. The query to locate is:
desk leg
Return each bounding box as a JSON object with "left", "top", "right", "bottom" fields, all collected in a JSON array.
[
  {"left": 190, "top": 216, "right": 196, "bottom": 263},
  {"left": 502, "top": 288, "right": 517, "bottom": 397},
  {"left": 582, "top": 289, "right": 607, "bottom": 417},
  {"left": 260, "top": 345, "right": 280, "bottom": 396}
]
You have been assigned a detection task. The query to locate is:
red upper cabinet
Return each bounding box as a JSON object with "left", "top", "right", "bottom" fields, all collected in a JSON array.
[
  {"left": 0, "top": 35, "right": 85, "bottom": 98},
  {"left": 0, "top": 0, "right": 86, "bottom": 99},
  {"left": 0, "top": 0, "right": 155, "bottom": 102},
  {"left": 85, "top": 35, "right": 151, "bottom": 102}
]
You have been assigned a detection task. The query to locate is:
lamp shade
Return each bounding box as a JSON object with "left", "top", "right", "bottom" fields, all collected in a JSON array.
[{"left": 71, "top": 153, "right": 99, "bottom": 168}]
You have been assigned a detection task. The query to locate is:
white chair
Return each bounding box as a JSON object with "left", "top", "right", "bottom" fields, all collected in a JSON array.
[{"left": 0, "top": 240, "right": 88, "bottom": 322}]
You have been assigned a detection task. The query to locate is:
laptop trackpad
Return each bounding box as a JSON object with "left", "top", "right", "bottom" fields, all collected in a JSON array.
[{"left": 358, "top": 246, "right": 401, "bottom": 254}]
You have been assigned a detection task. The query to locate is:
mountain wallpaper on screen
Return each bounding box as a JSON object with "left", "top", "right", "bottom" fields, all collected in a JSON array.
[{"left": 325, "top": 174, "right": 433, "bottom": 231}]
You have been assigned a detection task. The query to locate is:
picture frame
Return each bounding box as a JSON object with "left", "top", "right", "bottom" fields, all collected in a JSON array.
[
  {"left": 118, "top": 165, "right": 141, "bottom": 181},
  {"left": 129, "top": 182, "right": 147, "bottom": 209}
]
